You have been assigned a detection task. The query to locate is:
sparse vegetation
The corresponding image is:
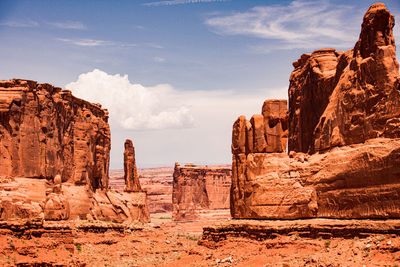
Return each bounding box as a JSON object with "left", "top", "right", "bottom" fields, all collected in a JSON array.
[
  {"left": 158, "top": 217, "right": 172, "bottom": 220},
  {"left": 75, "top": 244, "right": 82, "bottom": 253},
  {"left": 324, "top": 240, "right": 331, "bottom": 248},
  {"left": 8, "top": 241, "right": 15, "bottom": 249},
  {"left": 177, "top": 233, "right": 200, "bottom": 241}
]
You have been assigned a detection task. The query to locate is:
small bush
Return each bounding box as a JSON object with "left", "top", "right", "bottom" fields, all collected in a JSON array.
[{"left": 324, "top": 240, "right": 331, "bottom": 248}]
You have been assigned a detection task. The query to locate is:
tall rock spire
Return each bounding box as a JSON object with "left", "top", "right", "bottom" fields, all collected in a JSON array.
[{"left": 123, "top": 139, "right": 142, "bottom": 192}]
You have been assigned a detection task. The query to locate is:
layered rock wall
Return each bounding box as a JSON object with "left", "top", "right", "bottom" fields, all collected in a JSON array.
[
  {"left": 232, "top": 99, "right": 288, "bottom": 155},
  {"left": 0, "top": 79, "right": 110, "bottom": 189},
  {"left": 172, "top": 163, "right": 231, "bottom": 221},
  {"left": 231, "top": 3, "right": 400, "bottom": 219},
  {"left": 289, "top": 3, "right": 400, "bottom": 154},
  {"left": 0, "top": 79, "right": 149, "bottom": 223}
]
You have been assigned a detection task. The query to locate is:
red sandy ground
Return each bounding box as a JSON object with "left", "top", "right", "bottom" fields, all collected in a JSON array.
[{"left": 0, "top": 215, "right": 399, "bottom": 266}]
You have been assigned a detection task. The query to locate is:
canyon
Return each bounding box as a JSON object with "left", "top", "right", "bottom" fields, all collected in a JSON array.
[{"left": 1, "top": 2, "right": 400, "bottom": 266}]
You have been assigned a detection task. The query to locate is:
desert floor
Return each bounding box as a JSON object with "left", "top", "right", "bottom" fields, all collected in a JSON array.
[{"left": 1, "top": 213, "right": 399, "bottom": 266}]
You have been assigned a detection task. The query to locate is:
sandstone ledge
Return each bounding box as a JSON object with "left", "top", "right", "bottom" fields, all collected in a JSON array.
[
  {"left": 200, "top": 219, "right": 400, "bottom": 245},
  {"left": 0, "top": 219, "right": 145, "bottom": 236}
]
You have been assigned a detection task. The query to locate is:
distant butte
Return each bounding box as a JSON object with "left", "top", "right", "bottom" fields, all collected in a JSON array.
[{"left": 172, "top": 163, "right": 231, "bottom": 221}]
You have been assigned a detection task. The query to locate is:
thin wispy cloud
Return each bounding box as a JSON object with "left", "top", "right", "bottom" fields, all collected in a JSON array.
[
  {"left": 57, "top": 38, "right": 139, "bottom": 48},
  {"left": 48, "top": 21, "right": 86, "bottom": 30},
  {"left": 205, "top": 0, "right": 362, "bottom": 51},
  {"left": 153, "top": 57, "right": 166, "bottom": 62},
  {"left": 57, "top": 38, "right": 115, "bottom": 47},
  {"left": 0, "top": 20, "right": 39, "bottom": 28},
  {"left": 143, "top": 0, "right": 226, "bottom": 7},
  {"left": 146, "top": 43, "right": 164, "bottom": 49}
]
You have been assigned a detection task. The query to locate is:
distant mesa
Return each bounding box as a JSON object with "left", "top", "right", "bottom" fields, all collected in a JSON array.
[
  {"left": 172, "top": 162, "right": 231, "bottom": 221},
  {"left": 231, "top": 3, "right": 400, "bottom": 219},
  {"left": 0, "top": 79, "right": 149, "bottom": 223}
]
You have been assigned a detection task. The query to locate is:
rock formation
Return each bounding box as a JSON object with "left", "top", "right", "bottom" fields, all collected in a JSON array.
[
  {"left": 289, "top": 3, "right": 400, "bottom": 153},
  {"left": 0, "top": 79, "right": 110, "bottom": 188},
  {"left": 232, "top": 99, "right": 288, "bottom": 154},
  {"left": 109, "top": 167, "right": 174, "bottom": 214},
  {"left": 231, "top": 3, "right": 400, "bottom": 219},
  {"left": 172, "top": 163, "right": 231, "bottom": 221},
  {"left": 0, "top": 79, "right": 149, "bottom": 223},
  {"left": 124, "top": 139, "right": 142, "bottom": 192}
]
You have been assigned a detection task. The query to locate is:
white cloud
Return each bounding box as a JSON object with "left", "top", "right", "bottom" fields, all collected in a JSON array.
[
  {"left": 143, "top": 0, "right": 226, "bottom": 6},
  {"left": 153, "top": 56, "right": 166, "bottom": 62},
  {"left": 57, "top": 38, "right": 114, "bottom": 47},
  {"left": 205, "top": 0, "right": 361, "bottom": 51},
  {"left": 65, "top": 69, "right": 194, "bottom": 130},
  {"left": 66, "top": 69, "right": 287, "bottom": 131},
  {"left": 57, "top": 38, "right": 137, "bottom": 47},
  {"left": 0, "top": 20, "right": 39, "bottom": 27},
  {"left": 48, "top": 21, "right": 86, "bottom": 30},
  {"left": 146, "top": 43, "right": 164, "bottom": 49},
  {"left": 66, "top": 69, "right": 288, "bottom": 167}
]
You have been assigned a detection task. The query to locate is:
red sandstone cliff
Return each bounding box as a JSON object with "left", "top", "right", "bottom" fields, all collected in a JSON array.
[
  {"left": 172, "top": 163, "right": 231, "bottom": 221},
  {"left": 0, "top": 79, "right": 110, "bottom": 188},
  {"left": 231, "top": 3, "right": 400, "bottom": 219},
  {"left": 289, "top": 3, "right": 400, "bottom": 154},
  {"left": 0, "top": 79, "right": 149, "bottom": 223}
]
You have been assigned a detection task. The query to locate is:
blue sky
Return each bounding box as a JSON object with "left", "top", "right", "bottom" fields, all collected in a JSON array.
[{"left": 1, "top": 0, "right": 399, "bottom": 168}]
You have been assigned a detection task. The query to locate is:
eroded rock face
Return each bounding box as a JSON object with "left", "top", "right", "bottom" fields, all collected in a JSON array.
[
  {"left": 232, "top": 138, "right": 400, "bottom": 219},
  {"left": 289, "top": 3, "right": 400, "bottom": 153},
  {"left": 124, "top": 139, "right": 142, "bottom": 192},
  {"left": 0, "top": 79, "right": 150, "bottom": 223},
  {"left": 172, "top": 163, "right": 231, "bottom": 221},
  {"left": 0, "top": 79, "right": 110, "bottom": 188},
  {"left": 232, "top": 99, "right": 288, "bottom": 154},
  {"left": 231, "top": 3, "right": 400, "bottom": 219}
]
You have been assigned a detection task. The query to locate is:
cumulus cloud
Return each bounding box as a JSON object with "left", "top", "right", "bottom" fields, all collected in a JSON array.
[
  {"left": 205, "top": 0, "right": 361, "bottom": 51},
  {"left": 143, "top": 0, "right": 226, "bottom": 6},
  {"left": 66, "top": 69, "right": 288, "bottom": 167},
  {"left": 65, "top": 69, "right": 194, "bottom": 130}
]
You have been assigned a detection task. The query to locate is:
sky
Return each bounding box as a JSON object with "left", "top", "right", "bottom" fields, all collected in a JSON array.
[{"left": 0, "top": 0, "right": 399, "bottom": 169}]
